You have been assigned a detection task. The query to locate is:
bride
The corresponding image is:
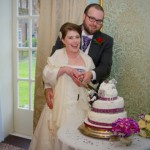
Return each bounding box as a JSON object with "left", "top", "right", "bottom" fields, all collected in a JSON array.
[{"left": 29, "top": 22, "right": 95, "bottom": 150}]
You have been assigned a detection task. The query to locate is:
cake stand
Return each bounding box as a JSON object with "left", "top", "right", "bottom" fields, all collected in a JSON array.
[{"left": 78, "top": 123, "right": 117, "bottom": 139}]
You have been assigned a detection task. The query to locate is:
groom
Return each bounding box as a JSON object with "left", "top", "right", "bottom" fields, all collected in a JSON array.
[{"left": 45, "top": 3, "right": 113, "bottom": 109}]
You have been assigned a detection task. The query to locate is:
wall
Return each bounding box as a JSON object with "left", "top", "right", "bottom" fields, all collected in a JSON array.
[
  {"left": 87, "top": 0, "right": 99, "bottom": 4},
  {"left": 0, "top": 0, "right": 13, "bottom": 139},
  {"left": 103, "top": 0, "right": 150, "bottom": 119},
  {"left": 0, "top": 87, "right": 4, "bottom": 141}
]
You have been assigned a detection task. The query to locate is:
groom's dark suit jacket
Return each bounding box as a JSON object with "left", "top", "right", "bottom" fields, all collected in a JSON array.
[{"left": 51, "top": 25, "right": 113, "bottom": 85}]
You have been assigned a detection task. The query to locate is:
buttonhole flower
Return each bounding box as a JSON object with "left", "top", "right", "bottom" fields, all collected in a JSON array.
[{"left": 94, "top": 37, "right": 105, "bottom": 45}]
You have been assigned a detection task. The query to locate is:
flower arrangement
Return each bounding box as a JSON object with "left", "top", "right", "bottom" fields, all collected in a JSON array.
[
  {"left": 112, "top": 118, "right": 140, "bottom": 137},
  {"left": 112, "top": 118, "right": 140, "bottom": 146},
  {"left": 94, "top": 37, "right": 104, "bottom": 45},
  {"left": 138, "top": 113, "right": 150, "bottom": 138}
]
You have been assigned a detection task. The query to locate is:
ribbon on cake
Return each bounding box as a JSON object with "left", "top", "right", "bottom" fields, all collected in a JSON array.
[
  {"left": 88, "top": 118, "right": 112, "bottom": 127},
  {"left": 84, "top": 122, "right": 113, "bottom": 131},
  {"left": 91, "top": 107, "right": 124, "bottom": 113},
  {"left": 99, "top": 96, "right": 117, "bottom": 101}
]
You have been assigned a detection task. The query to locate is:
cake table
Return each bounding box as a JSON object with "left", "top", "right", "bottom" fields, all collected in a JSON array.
[{"left": 55, "top": 123, "right": 150, "bottom": 150}]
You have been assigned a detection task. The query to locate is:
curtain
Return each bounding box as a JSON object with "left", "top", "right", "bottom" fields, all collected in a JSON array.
[{"left": 33, "top": 0, "right": 87, "bottom": 131}]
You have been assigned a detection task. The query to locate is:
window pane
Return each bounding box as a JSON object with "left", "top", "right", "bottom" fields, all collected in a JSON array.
[
  {"left": 32, "top": 82, "right": 35, "bottom": 110},
  {"left": 19, "top": 51, "right": 29, "bottom": 78},
  {"left": 18, "top": 19, "right": 29, "bottom": 47},
  {"left": 18, "top": 81, "right": 29, "bottom": 109},
  {"left": 32, "top": 0, "right": 39, "bottom": 15},
  {"left": 16, "top": 0, "right": 39, "bottom": 111},
  {"left": 32, "top": 51, "right": 36, "bottom": 79},
  {"left": 18, "top": 0, "right": 29, "bottom": 16},
  {"left": 32, "top": 19, "right": 38, "bottom": 47}
]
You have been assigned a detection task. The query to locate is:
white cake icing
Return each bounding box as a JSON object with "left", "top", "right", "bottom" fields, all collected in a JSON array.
[
  {"left": 92, "top": 96, "right": 124, "bottom": 110},
  {"left": 85, "top": 79, "right": 127, "bottom": 130},
  {"left": 87, "top": 111, "right": 127, "bottom": 129}
]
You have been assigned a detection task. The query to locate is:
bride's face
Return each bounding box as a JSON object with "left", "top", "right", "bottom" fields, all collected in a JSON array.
[{"left": 62, "top": 30, "right": 81, "bottom": 53}]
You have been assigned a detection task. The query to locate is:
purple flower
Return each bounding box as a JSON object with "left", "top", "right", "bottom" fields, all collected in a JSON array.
[
  {"left": 137, "top": 114, "right": 145, "bottom": 119},
  {"left": 112, "top": 118, "right": 140, "bottom": 137}
]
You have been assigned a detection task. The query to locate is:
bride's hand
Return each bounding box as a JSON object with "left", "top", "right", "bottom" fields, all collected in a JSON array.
[
  {"left": 58, "top": 66, "right": 84, "bottom": 87},
  {"left": 79, "top": 71, "right": 92, "bottom": 84}
]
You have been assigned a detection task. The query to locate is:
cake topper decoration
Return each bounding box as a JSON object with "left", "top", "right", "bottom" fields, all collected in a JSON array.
[{"left": 98, "top": 79, "right": 118, "bottom": 98}]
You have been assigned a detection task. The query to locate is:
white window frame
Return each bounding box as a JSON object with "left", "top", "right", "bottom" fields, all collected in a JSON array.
[{"left": 13, "top": 0, "right": 39, "bottom": 111}]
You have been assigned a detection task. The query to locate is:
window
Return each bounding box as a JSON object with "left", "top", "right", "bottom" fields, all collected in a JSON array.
[{"left": 16, "top": 0, "right": 39, "bottom": 110}]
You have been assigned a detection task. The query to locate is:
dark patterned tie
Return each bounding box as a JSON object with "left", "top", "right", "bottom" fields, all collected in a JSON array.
[{"left": 82, "top": 36, "right": 91, "bottom": 52}]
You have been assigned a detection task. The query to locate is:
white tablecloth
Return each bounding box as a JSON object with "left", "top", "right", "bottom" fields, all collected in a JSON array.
[{"left": 55, "top": 123, "right": 150, "bottom": 150}]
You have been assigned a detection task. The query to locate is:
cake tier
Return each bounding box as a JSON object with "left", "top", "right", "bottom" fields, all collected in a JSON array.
[
  {"left": 92, "top": 96, "right": 124, "bottom": 112},
  {"left": 86, "top": 111, "right": 127, "bottom": 129}
]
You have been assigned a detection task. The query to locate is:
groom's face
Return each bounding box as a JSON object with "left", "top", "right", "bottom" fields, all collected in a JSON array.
[{"left": 83, "top": 7, "right": 104, "bottom": 35}]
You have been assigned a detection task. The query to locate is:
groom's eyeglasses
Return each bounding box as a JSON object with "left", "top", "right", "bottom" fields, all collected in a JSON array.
[{"left": 86, "top": 14, "right": 103, "bottom": 25}]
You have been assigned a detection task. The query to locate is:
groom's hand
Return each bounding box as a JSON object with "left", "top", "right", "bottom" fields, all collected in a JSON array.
[{"left": 44, "top": 88, "right": 54, "bottom": 109}]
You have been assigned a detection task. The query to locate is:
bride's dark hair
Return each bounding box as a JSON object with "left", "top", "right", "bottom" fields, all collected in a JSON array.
[{"left": 60, "top": 22, "right": 81, "bottom": 39}]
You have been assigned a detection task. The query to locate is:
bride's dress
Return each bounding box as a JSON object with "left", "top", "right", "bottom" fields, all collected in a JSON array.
[
  {"left": 29, "top": 48, "right": 95, "bottom": 150},
  {"left": 29, "top": 66, "right": 89, "bottom": 150}
]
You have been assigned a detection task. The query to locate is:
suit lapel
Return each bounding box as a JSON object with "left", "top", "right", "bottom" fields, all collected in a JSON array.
[
  {"left": 88, "top": 32, "right": 104, "bottom": 59},
  {"left": 88, "top": 41, "right": 100, "bottom": 59}
]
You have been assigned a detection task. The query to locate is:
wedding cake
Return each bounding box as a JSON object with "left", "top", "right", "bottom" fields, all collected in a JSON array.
[{"left": 79, "top": 79, "right": 127, "bottom": 138}]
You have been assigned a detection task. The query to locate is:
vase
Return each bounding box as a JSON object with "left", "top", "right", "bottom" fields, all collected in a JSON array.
[{"left": 120, "top": 137, "right": 132, "bottom": 146}]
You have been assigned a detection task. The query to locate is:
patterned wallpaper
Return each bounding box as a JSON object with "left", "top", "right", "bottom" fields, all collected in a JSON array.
[{"left": 103, "top": 0, "right": 150, "bottom": 119}]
